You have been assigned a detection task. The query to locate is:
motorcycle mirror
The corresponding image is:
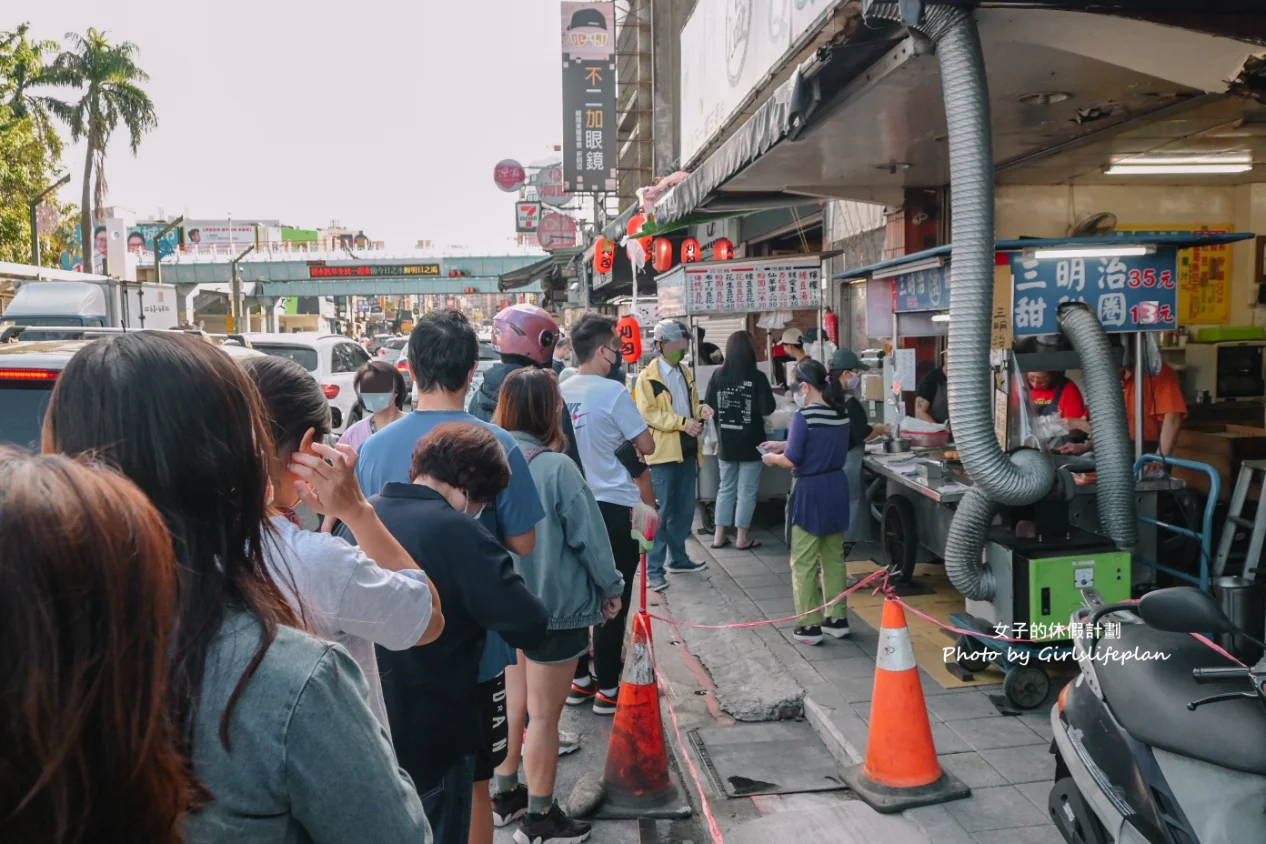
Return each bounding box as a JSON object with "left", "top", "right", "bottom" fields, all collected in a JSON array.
[{"left": 1138, "top": 587, "right": 1235, "bottom": 635}]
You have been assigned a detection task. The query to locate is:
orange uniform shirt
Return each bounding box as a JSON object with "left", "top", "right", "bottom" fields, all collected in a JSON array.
[{"left": 1123, "top": 362, "right": 1188, "bottom": 443}]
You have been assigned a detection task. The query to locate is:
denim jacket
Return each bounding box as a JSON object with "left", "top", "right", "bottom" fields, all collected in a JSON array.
[
  {"left": 510, "top": 431, "right": 625, "bottom": 629},
  {"left": 184, "top": 609, "right": 429, "bottom": 844}
]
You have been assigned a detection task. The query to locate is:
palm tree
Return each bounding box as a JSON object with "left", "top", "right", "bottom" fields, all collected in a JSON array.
[
  {"left": 44, "top": 28, "right": 156, "bottom": 266},
  {"left": 0, "top": 23, "right": 62, "bottom": 150}
]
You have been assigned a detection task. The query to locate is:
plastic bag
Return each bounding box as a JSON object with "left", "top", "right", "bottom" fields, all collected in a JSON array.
[{"left": 702, "top": 417, "right": 719, "bottom": 456}]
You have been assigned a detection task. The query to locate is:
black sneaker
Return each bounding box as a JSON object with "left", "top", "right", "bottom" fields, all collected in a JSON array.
[
  {"left": 822, "top": 616, "right": 851, "bottom": 639},
  {"left": 794, "top": 625, "right": 823, "bottom": 645},
  {"left": 492, "top": 785, "right": 528, "bottom": 828},
  {"left": 513, "top": 802, "right": 592, "bottom": 844}
]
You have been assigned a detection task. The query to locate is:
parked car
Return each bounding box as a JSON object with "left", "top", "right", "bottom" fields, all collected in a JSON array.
[
  {"left": 0, "top": 331, "right": 266, "bottom": 453},
  {"left": 378, "top": 336, "right": 408, "bottom": 364},
  {"left": 245, "top": 332, "right": 371, "bottom": 433}
]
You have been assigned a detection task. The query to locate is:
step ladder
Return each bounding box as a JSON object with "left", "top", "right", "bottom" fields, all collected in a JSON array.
[{"left": 1212, "top": 460, "right": 1266, "bottom": 583}]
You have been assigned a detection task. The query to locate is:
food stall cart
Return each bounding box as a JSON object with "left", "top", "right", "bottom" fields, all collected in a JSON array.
[
  {"left": 655, "top": 252, "right": 837, "bottom": 524},
  {"left": 837, "top": 233, "right": 1254, "bottom": 585}
]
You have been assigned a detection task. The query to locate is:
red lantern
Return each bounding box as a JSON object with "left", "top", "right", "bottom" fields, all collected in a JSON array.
[
  {"left": 627, "top": 214, "right": 654, "bottom": 255},
  {"left": 651, "top": 237, "right": 674, "bottom": 273},
  {"left": 593, "top": 237, "right": 615, "bottom": 274},
  {"left": 616, "top": 315, "right": 643, "bottom": 362},
  {"left": 713, "top": 238, "right": 734, "bottom": 261},
  {"left": 681, "top": 237, "right": 701, "bottom": 264}
]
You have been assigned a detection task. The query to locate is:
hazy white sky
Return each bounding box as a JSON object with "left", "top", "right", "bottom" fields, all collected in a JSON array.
[{"left": 21, "top": 0, "right": 565, "bottom": 251}]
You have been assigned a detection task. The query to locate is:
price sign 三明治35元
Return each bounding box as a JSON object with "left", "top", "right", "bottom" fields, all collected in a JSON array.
[{"left": 1008, "top": 250, "right": 1178, "bottom": 336}]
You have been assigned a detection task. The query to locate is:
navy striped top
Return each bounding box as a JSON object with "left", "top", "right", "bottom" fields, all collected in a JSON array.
[{"left": 785, "top": 403, "right": 851, "bottom": 537}]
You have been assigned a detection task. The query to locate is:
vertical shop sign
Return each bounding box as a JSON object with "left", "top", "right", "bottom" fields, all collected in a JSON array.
[
  {"left": 1116, "top": 225, "right": 1234, "bottom": 324},
  {"left": 991, "top": 262, "right": 1012, "bottom": 350},
  {"left": 561, "top": 2, "right": 617, "bottom": 193}
]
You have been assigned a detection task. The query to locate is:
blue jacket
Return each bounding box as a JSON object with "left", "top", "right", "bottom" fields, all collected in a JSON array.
[{"left": 511, "top": 430, "right": 625, "bottom": 629}]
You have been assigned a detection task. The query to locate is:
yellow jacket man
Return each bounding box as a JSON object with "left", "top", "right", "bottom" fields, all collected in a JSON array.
[{"left": 633, "top": 319, "right": 713, "bottom": 590}]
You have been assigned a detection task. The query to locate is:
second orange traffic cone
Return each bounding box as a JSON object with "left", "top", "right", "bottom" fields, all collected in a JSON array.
[
  {"left": 841, "top": 598, "right": 971, "bottom": 813},
  {"left": 595, "top": 610, "right": 692, "bottom": 819}
]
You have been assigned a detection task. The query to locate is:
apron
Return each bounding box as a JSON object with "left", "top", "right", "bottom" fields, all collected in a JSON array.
[
  {"left": 844, "top": 445, "right": 870, "bottom": 543},
  {"left": 1036, "top": 381, "right": 1066, "bottom": 417}
]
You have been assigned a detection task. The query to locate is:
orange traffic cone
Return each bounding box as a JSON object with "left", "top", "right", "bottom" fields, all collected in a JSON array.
[
  {"left": 594, "top": 610, "right": 692, "bottom": 820},
  {"left": 841, "top": 598, "right": 971, "bottom": 813}
]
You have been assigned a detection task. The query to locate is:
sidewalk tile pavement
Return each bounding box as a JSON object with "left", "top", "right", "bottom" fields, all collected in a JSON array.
[{"left": 682, "top": 528, "right": 1065, "bottom": 844}]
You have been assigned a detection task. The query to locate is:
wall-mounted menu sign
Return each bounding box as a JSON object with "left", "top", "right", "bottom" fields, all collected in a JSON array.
[
  {"left": 892, "top": 262, "right": 950, "bottom": 313},
  {"left": 308, "top": 263, "right": 441, "bottom": 278},
  {"left": 680, "top": 261, "right": 821, "bottom": 315}
]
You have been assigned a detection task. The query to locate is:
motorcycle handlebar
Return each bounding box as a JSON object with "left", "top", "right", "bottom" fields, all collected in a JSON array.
[{"left": 1192, "top": 667, "right": 1250, "bottom": 684}]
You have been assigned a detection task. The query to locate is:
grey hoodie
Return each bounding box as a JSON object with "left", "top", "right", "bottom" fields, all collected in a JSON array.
[{"left": 510, "top": 430, "right": 625, "bottom": 629}]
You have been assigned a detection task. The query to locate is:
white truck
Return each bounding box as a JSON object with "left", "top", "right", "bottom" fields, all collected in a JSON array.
[{"left": 0, "top": 263, "right": 178, "bottom": 332}]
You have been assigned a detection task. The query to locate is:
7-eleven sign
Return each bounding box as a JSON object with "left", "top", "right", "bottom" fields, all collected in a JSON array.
[{"left": 515, "top": 201, "right": 542, "bottom": 233}]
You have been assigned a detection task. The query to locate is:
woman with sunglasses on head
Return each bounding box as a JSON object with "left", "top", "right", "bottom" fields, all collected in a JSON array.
[
  {"left": 760, "top": 358, "right": 852, "bottom": 646},
  {"left": 341, "top": 360, "right": 410, "bottom": 454},
  {"left": 43, "top": 331, "right": 428, "bottom": 843},
  {"left": 0, "top": 450, "right": 188, "bottom": 844}
]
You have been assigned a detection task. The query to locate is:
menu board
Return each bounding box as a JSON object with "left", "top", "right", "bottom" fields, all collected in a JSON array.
[
  {"left": 1008, "top": 250, "right": 1179, "bottom": 336},
  {"left": 683, "top": 261, "right": 821, "bottom": 315},
  {"left": 893, "top": 263, "right": 950, "bottom": 312}
]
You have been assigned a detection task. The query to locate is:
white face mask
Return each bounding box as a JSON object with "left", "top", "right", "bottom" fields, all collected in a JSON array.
[
  {"left": 793, "top": 387, "right": 807, "bottom": 408},
  {"left": 361, "top": 391, "right": 395, "bottom": 413},
  {"left": 462, "top": 491, "right": 485, "bottom": 521},
  {"left": 844, "top": 372, "right": 860, "bottom": 391}
]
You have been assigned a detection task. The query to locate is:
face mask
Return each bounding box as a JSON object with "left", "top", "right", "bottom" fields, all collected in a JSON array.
[
  {"left": 461, "top": 491, "right": 486, "bottom": 521},
  {"left": 844, "top": 373, "right": 860, "bottom": 391},
  {"left": 607, "top": 360, "right": 625, "bottom": 382},
  {"left": 793, "top": 388, "right": 807, "bottom": 408},
  {"left": 361, "top": 391, "right": 395, "bottom": 413},
  {"left": 664, "top": 349, "right": 686, "bottom": 366}
]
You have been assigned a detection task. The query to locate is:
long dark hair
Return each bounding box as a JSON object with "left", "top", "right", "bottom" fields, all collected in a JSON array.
[
  {"left": 42, "top": 333, "right": 300, "bottom": 763},
  {"left": 717, "top": 330, "right": 758, "bottom": 381},
  {"left": 794, "top": 358, "right": 848, "bottom": 417},
  {"left": 241, "top": 354, "right": 332, "bottom": 457},
  {"left": 0, "top": 450, "right": 188, "bottom": 844},
  {"left": 493, "top": 367, "right": 568, "bottom": 454}
]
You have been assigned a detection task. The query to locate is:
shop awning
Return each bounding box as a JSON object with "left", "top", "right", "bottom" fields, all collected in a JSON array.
[
  {"left": 499, "top": 255, "right": 559, "bottom": 292},
  {"left": 628, "top": 8, "right": 1264, "bottom": 233},
  {"left": 834, "top": 233, "right": 1256, "bottom": 281}
]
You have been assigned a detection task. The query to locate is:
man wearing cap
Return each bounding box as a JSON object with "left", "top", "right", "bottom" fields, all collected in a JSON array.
[
  {"left": 634, "top": 320, "right": 713, "bottom": 590},
  {"left": 915, "top": 349, "right": 950, "bottom": 426},
  {"left": 829, "top": 349, "right": 889, "bottom": 544}
]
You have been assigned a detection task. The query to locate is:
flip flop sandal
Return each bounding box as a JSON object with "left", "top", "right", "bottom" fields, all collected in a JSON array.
[
  {"left": 710, "top": 539, "right": 731, "bottom": 549},
  {"left": 735, "top": 540, "right": 762, "bottom": 550}
]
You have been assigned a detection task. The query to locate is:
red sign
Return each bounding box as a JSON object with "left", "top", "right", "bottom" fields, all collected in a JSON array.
[
  {"left": 616, "top": 316, "right": 642, "bottom": 362},
  {"left": 494, "top": 159, "right": 526, "bottom": 192},
  {"left": 539, "top": 213, "right": 578, "bottom": 250}
]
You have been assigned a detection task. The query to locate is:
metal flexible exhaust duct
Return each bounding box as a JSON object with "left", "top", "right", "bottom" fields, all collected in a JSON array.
[
  {"left": 865, "top": 1, "right": 1054, "bottom": 599},
  {"left": 867, "top": 0, "right": 1054, "bottom": 507},
  {"left": 1058, "top": 303, "right": 1138, "bottom": 549}
]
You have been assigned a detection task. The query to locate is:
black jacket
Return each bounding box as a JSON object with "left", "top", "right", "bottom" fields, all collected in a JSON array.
[
  {"left": 341, "top": 484, "right": 548, "bottom": 789},
  {"left": 470, "top": 361, "right": 584, "bottom": 473}
]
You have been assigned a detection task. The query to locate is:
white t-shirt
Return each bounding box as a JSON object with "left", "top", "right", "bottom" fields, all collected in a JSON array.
[
  {"left": 262, "top": 515, "right": 433, "bottom": 733},
  {"left": 561, "top": 373, "right": 650, "bottom": 508}
]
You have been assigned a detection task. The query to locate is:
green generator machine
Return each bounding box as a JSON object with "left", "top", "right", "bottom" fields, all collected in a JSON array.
[
  {"left": 967, "top": 526, "right": 1132, "bottom": 636},
  {"left": 952, "top": 525, "right": 1131, "bottom": 709}
]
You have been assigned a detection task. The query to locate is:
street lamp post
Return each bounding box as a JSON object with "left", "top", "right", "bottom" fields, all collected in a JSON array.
[
  {"left": 29, "top": 174, "right": 71, "bottom": 267},
  {"left": 152, "top": 216, "right": 184, "bottom": 287},
  {"left": 229, "top": 244, "right": 255, "bottom": 333}
]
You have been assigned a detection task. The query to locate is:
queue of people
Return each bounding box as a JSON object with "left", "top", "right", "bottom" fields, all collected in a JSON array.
[{"left": 5, "top": 305, "right": 882, "bottom": 844}]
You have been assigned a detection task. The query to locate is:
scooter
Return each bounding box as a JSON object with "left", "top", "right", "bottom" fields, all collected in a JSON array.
[{"left": 1049, "top": 587, "right": 1266, "bottom": 844}]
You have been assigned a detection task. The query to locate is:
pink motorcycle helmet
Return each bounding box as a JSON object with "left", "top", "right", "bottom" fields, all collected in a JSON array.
[{"left": 491, "top": 304, "right": 559, "bottom": 366}]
